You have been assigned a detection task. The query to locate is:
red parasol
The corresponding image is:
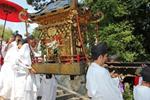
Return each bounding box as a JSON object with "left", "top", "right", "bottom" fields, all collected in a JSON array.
[
  {"left": 0, "top": 0, "right": 28, "bottom": 66},
  {"left": 0, "top": 0, "right": 28, "bottom": 38},
  {"left": 0, "top": 0, "right": 28, "bottom": 22}
]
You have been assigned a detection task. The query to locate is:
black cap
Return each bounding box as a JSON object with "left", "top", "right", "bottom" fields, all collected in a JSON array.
[
  {"left": 91, "top": 42, "right": 108, "bottom": 60},
  {"left": 141, "top": 66, "right": 150, "bottom": 82}
]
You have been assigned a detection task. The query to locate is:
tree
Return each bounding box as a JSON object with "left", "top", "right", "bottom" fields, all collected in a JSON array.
[
  {"left": 84, "top": 0, "right": 149, "bottom": 62},
  {"left": 32, "top": 27, "right": 41, "bottom": 39},
  {"left": 0, "top": 25, "right": 13, "bottom": 41},
  {"left": 99, "top": 21, "right": 145, "bottom": 62}
]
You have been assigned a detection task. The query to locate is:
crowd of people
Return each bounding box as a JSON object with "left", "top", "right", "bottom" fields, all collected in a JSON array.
[{"left": 0, "top": 34, "right": 57, "bottom": 100}]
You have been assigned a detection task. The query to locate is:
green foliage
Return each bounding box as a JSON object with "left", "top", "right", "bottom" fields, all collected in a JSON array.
[
  {"left": 123, "top": 83, "right": 133, "bottom": 100},
  {"left": 83, "top": 0, "right": 149, "bottom": 62},
  {"left": 99, "top": 21, "right": 145, "bottom": 62},
  {"left": 0, "top": 25, "right": 13, "bottom": 41},
  {"left": 32, "top": 28, "right": 41, "bottom": 39},
  {"left": 84, "top": 0, "right": 128, "bottom": 18}
]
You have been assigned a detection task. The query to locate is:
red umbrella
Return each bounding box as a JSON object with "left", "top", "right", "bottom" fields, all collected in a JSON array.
[
  {"left": 0, "top": 0, "right": 28, "bottom": 66},
  {"left": 0, "top": 0, "right": 28, "bottom": 22},
  {"left": 0, "top": 0, "right": 28, "bottom": 38}
]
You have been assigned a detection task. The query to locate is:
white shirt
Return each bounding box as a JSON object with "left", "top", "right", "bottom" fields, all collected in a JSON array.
[
  {"left": 134, "top": 85, "right": 150, "bottom": 100},
  {"left": 86, "top": 62, "right": 123, "bottom": 100}
]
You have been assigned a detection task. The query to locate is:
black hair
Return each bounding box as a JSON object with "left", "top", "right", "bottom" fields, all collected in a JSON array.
[
  {"left": 91, "top": 42, "right": 108, "bottom": 60},
  {"left": 141, "top": 66, "right": 150, "bottom": 82},
  {"left": 22, "top": 35, "right": 35, "bottom": 44},
  {"left": 27, "top": 35, "right": 35, "bottom": 40},
  {"left": 22, "top": 38, "right": 28, "bottom": 44},
  {"left": 15, "top": 33, "right": 22, "bottom": 39}
]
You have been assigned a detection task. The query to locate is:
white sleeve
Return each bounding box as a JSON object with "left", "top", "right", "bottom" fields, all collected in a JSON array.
[
  {"left": 86, "top": 68, "right": 98, "bottom": 97},
  {"left": 133, "top": 86, "right": 144, "bottom": 100},
  {"left": 18, "top": 44, "right": 32, "bottom": 69}
]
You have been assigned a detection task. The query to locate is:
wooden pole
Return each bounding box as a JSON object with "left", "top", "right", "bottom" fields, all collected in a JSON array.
[
  {"left": 76, "top": 15, "right": 89, "bottom": 62},
  {"left": 25, "top": 21, "right": 29, "bottom": 37}
]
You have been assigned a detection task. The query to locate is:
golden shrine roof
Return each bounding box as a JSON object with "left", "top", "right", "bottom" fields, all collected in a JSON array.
[
  {"left": 29, "top": 0, "right": 77, "bottom": 24},
  {"left": 29, "top": 0, "right": 103, "bottom": 26}
]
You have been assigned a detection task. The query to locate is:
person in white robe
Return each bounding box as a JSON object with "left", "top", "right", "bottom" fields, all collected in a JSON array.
[
  {"left": 134, "top": 66, "right": 150, "bottom": 100},
  {"left": 0, "top": 44, "right": 19, "bottom": 99},
  {"left": 38, "top": 75, "right": 57, "bottom": 100},
  {"left": 11, "top": 38, "right": 37, "bottom": 100},
  {"left": 86, "top": 43, "right": 123, "bottom": 100},
  {"left": 0, "top": 34, "right": 21, "bottom": 99},
  {"left": 30, "top": 39, "right": 57, "bottom": 100},
  {"left": 31, "top": 39, "right": 43, "bottom": 98}
]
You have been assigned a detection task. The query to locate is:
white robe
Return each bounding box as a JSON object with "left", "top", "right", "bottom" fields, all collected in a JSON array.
[
  {"left": 86, "top": 63, "right": 123, "bottom": 100},
  {"left": 0, "top": 41, "right": 6, "bottom": 69},
  {"left": 12, "top": 43, "right": 37, "bottom": 100},
  {"left": 0, "top": 46, "right": 18, "bottom": 99},
  {"left": 39, "top": 75, "right": 57, "bottom": 100},
  {"left": 134, "top": 85, "right": 150, "bottom": 100}
]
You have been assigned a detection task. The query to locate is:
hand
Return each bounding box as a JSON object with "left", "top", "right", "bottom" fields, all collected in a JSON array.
[
  {"left": 110, "top": 70, "right": 119, "bottom": 78},
  {"left": 111, "top": 73, "right": 119, "bottom": 78},
  {"left": 29, "top": 68, "right": 36, "bottom": 74}
]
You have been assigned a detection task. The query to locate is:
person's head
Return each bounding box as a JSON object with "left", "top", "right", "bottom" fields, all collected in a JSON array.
[
  {"left": 31, "top": 39, "right": 37, "bottom": 48},
  {"left": 27, "top": 35, "right": 35, "bottom": 45},
  {"left": 91, "top": 42, "right": 108, "bottom": 65},
  {"left": 15, "top": 34, "right": 22, "bottom": 42},
  {"left": 141, "top": 66, "right": 150, "bottom": 85}
]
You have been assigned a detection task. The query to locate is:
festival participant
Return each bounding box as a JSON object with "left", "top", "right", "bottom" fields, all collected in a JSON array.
[
  {"left": 11, "top": 36, "right": 37, "bottom": 100},
  {"left": 32, "top": 40, "right": 58, "bottom": 100},
  {"left": 134, "top": 66, "right": 150, "bottom": 100},
  {"left": 0, "top": 39, "right": 21, "bottom": 100},
  {"left": 30, "top": 39, "right": 42, "bottom": 98},
  {"left": 39, "top": 74, "right": 57, "bottom": 100},
  {"left": 30, "top": 38, "right": 57, "bottom": 100},
  {"left": 86, "top": 43, "right": 123, "bottom": 100},
  {"left": 134, "top": 68, "right": 143, "bottom": 86}
]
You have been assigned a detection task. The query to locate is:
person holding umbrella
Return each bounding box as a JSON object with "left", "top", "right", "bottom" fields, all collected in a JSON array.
[{"left": 0, "top": 0, "right": 28, "bottom": 68}]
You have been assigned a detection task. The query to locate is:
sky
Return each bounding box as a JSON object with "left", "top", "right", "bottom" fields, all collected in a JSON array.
[{"left": 0, "top": 0, "right": 38, "bottom": 36}]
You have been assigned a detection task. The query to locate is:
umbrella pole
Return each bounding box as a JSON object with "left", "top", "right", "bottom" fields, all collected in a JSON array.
[
  {"left": 0, "top": 13, "right": 8, "bottom": 55},
  {"left": 25, "top": 21, "right": 29, "bottom": 37},
  {"left": 1, "top": 18, "right": 7, "bottom": 39},
  {"left": 0, "top": 14, "right": 7, "bottom": 67},
  {"left": 1, "top": 13, "right": 8, "bottom": 43}
]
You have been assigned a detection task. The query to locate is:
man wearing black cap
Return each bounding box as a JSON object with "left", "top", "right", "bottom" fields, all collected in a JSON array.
[
  {"left": 134, "top": 66, "right": 150, "bottom": 100},
  {"left": 86, "top": 43, "right": 123, "bottom": 100}
]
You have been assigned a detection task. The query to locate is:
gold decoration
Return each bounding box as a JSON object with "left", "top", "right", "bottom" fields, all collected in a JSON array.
[{"left": 48, "top": 28, "right": 57, "bottom": 36}]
